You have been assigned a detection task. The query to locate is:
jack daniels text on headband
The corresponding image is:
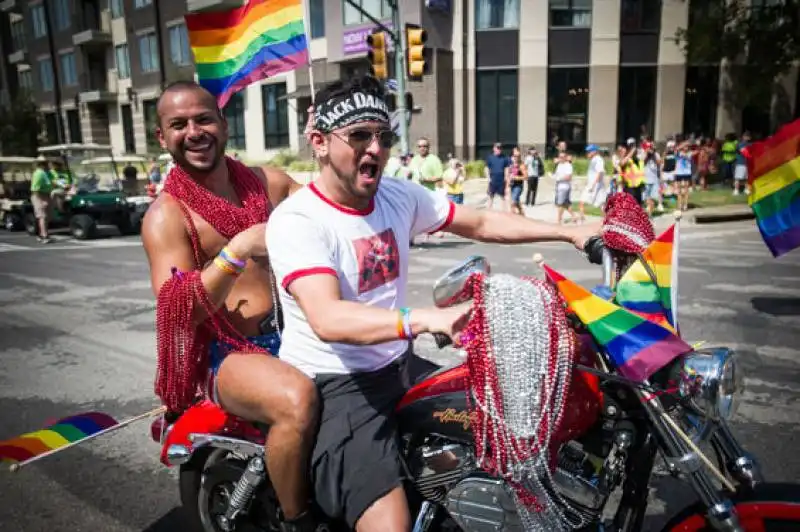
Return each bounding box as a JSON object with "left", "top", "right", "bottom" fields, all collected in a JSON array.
[{"left": 313, "top": 92, "right": 390, "bottom": 133}]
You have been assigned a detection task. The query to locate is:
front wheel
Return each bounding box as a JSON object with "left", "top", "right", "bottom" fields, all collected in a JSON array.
[{"left": 663, "top": 482, "right": 800, "bottom": 531}]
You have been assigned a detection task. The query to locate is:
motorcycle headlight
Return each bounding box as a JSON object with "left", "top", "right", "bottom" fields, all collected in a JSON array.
[{"left": 678, "top": 347, "right": 745, "bottom": 421}]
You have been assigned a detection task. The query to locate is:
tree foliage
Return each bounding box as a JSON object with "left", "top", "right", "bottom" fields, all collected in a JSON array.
[
  {"left": 675, "top": 0, "right": 800, "bottom": 127},
  {"left": 0, "top": 90, "right": 42, "bottom": 156}
]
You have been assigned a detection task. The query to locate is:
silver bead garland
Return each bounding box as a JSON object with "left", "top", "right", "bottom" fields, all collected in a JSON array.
[{"left": 474, "top": 273, "right": 592, "bottom": 531}]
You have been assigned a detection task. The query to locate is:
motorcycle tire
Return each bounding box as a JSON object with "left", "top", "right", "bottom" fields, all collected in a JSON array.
[{"left": 662, "top": 482, "right": 800, "bottom": 531}]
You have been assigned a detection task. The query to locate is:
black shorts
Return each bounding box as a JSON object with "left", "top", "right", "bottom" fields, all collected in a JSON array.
[
  {"left": 488, "top": 180, "right": 505, "bottom": 197},
  {"left": 676, "top": 174, "right": 692, "bottom": 182},
  {"left": 311, "top": 352, "right": 433, "bottom": 528}
]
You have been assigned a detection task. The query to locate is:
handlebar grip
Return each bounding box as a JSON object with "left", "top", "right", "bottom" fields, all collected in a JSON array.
[
  {"left": 433, "top": 333, "right": 453, "bottom": 349},
  {"left": 583, "top": 236, "right": 606, "bottom": 265}
]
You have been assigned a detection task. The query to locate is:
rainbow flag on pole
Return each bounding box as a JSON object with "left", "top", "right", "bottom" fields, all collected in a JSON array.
[
  {"left": 185, "top": 0, "right": 310, "bottom": 109},
  {"left": 543, "top": 264, "right": 691, "bottom": 382},
  {"left": 743, "top": 118, "right": 800, "bottom": 258},
  {"left": 0, "top": 412, "right": 118, "bottom": 464},
  {"left": 614, "top": 223, "right": 680, "bottom": 333}
]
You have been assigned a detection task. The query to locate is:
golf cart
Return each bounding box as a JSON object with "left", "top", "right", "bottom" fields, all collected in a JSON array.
[
  {"left": 23, "top": 144, "right": 140, "bottom": 240},
  {"left": 0, "top": 156, "right": 37, "bottom": 231},
  {"left": 81, "top": 154, "right": 154, "bottom": 230}
]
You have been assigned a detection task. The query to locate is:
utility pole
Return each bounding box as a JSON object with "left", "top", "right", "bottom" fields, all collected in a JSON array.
[
  {"left": 343, "top": 0, "right": 410, "bottom": 155},
  {"left": 42, "top": 0, "right": 66, "bottom": 144},
  {"left": 153, "top": 0, "right": 167, "bottom": 90},
  {"left": 391, "top": 3, "right": 410, "bottom": 155}
]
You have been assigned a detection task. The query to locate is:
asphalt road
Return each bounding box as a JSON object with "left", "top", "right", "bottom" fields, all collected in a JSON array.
[{"left": 1, "top": 219, "right": 799, "bottom": 531}]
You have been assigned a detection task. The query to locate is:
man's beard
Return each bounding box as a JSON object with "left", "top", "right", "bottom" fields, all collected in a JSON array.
[{"left": 330, "top": 159, "right": 382, "bottom": 200}]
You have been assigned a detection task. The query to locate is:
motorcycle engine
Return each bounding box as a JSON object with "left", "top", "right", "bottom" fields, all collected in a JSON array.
[{"left": 407, "top": 438, "right": 475, "bottom": 502}]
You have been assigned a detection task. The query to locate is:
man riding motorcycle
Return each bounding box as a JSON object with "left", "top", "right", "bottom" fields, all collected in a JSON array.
[
  {"left": 265, "top": 74, "right": 600, "bottom": 532},
  {"left": 141, "top": 81, "right": 324, "bottom": 532}
]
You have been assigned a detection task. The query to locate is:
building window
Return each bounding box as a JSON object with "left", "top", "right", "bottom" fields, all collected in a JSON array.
[
  {"left": 475, "top": 69, "right": 518, "bottom": 159},
  {"left": 11, "top": 20, "right": 25, "bottom": 52},
  {"left": 44, "top": 113, "right": 59, "bottom": 144},
  {"left": 683, "top": 66, "right": 719, "bottom": 138},
  {"left": 121, "top": 104, "right": 136, "bottom": 153},
  {"left": 143, "top": 99, "right": 159, "bottom": 152},
  {"left": 31, "top": 5, "right": 47, "bottom": 39},
  {"left": 547, "top": 67, "right": 589, "bottom": 152},
  {"left": 620, "top": 0, "right": 660, "bottom": 33},
  {"left": 310, "top": 0, "right": 325, "bottom": 38},
  {"left": 39, "top": 58, "right": 54, "bottom": 91},
  {"left": 53, "top": 0, "right": 70, "bottom": 31},
  {"left": 549, "top": 0, "right": 592, "bottom": 28},
  {"left": 67, "top": 109, "right": 82, "bottom": 143},
  {"left": 138, "top": 31, "right": 160, "bottom": 73},
  {"left": 617, "top": 66, "right": 657, "bottom": 143},
  {"left": 60, "top": 52, "right": 77, "bottom": 86},
  {"left": 224, "top": 92, "right": 247, "bottom": 150},
  {"left": 169, "top": 24, "right": 191, "bottom": 66},
  {"left": 343, "top": 0, "right": 391, "bottom": 26},
  {"left": 19, "top": 70, "right": 33, "bottom": 90},
  {"left": 134, "top": 0, "right": 153, "bottom": 8},
  {"left": 476, "top": 0, "right": 520, "bottom": 30},
  {"left": 111, "top": 0, "right": 124, "bottom": 18},
  {"left": 262, "top": 84, "right": 289, "bottom": 148},
  {"left": 115, "top": 44, "right": 130, "bottom": 79}
]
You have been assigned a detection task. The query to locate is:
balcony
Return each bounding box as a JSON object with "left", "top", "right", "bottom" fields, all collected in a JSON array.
[
  {"left": 73, "top": 28, "right": 112, "bottom": 47},
  {"left": 187, "top": 0, "right": 244, "bottom": 13},
  {"left": 8, "top": 49, "right": 27, "bottom": 65},
  {"left": 0, "top": 0, "right": 19, "bottom": 14},
  {"left": 78, "top": 71, "right": 118, "bottom": 104}
]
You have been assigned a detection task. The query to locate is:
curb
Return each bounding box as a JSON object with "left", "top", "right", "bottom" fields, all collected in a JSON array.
[{"left": 687, "top": 210, "right": 755, "bottom": 225}]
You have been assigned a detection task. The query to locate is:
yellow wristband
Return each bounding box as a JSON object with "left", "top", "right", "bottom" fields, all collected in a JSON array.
[{"left": 214, "top": 256, "right": 241, "bottom": 276}]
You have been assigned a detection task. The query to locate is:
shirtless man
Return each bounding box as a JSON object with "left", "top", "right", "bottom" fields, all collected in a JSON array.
[{"left": 141, "top": 81, "right": 322, "bottom": 532}]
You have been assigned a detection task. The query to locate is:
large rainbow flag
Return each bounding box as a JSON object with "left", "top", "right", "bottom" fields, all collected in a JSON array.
[
  {"left": 614, "top": 224, "right": 680, "bottom": 333},
  {"left": 743, "top": 118, "right": 800, "bottom": 258},
  {"left": 0, "top": 412, "right": 118, "bottom": 464},
  {"left": 543, "top": 264, "right": 691, "bottom": 382},
  {"left": 185, "top": 0, "right": 310, "bottom": 109}
]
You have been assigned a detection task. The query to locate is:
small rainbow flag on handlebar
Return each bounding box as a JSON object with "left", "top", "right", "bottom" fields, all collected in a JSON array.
[
  {"left": 743, "top": 118, "right": 800, "bottom": 258},
  {"left": 0, "top": 412, "right": 118, "bottom": 464},
  {"left": 543, "top": 264, "right": 692, "bottom": 382},
  {"left": 614, "top": 224, "right": 680, "bottom": 334}
]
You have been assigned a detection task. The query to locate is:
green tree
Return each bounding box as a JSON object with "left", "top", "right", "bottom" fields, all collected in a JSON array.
[
  {"left": 0, "top": 90, "right": 42, "bottom": 156},
  {"left": 675, "top": 0, "right": 800, "bottom": 132}
]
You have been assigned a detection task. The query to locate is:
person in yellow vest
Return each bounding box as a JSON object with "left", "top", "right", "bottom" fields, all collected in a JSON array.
[
  {"left": 620, "top": 142, "right": 646, "bottom": 204},
  {"left": 50, "top": 158, "right": 74, "bottom": 212},
  {"left": 720, "top": 133, "right": 738, "bottom": 186}
]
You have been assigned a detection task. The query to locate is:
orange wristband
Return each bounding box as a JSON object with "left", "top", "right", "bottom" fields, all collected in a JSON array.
[{"left": 396, "top": 310, "right": 406, "bottom": 339}]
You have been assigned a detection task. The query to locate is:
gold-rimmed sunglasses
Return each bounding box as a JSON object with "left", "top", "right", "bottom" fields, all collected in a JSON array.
[{"left": 330, "top": 127, "right": 396, "bottom": 150}]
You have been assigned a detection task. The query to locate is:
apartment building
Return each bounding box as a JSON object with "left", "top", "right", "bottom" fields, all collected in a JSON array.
[{"left": 0, "top": 0, "right": 797, "bottom": 162}]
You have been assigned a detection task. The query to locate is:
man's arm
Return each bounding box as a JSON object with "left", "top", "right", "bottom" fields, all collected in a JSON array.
[
  {"left": 141, "top": 197, "right": 259, "bottom": 321},
  {"left": 446, "top": 203, "right": 594, "bottom": 248},
  {"left": 256, "top": 166, "right": 303, "bottom": 208},
  {"left": 284, "top": 274, "right": 463, "bottom": 345}
]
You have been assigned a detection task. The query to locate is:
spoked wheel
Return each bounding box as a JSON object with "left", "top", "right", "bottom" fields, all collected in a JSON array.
[
  {"left": 664, "top": 483, "right": 800, "bottom": 531},
  {"left": 180, "top": 449, "right": 281, "bottom": 532}
]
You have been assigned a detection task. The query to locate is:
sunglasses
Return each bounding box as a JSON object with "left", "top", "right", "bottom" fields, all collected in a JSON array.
[{"left": 338, "top": 128, "right": 396, "bottom": 149}]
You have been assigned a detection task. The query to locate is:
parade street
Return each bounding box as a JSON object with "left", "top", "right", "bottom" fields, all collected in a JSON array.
[{"left": 1, "top": 220, "right": 799, "bottom": 531}]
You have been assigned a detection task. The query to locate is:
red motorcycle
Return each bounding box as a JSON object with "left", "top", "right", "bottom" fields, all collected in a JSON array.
[{"left": 150, "top": 238, "right": 800, "bottom": 531}]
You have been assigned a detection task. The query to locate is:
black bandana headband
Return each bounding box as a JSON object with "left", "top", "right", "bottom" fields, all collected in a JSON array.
[{"left": 314, "top": 92, "right": 390, "bottom": 133}]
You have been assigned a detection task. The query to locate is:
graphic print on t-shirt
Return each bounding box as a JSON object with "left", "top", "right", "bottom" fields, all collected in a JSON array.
[{"left": 353, "top": 228, "right": 400, "bottom": 294}]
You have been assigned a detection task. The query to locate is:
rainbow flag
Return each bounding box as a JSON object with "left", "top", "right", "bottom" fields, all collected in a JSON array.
[
  {"left": 614, "top": 224, "right": 680, "bottom": 333},
  {"left": 543, "top": 264, "right": 691, "bottom": 382},
  {"left": 0, "top": 412, "right": 118, "bottom": 464},
  {"left": 743, "top": 118, "right": 800, "bottom": 257},
  {"left": 185, "top": 0, "right": 310, "bottom": 109}
]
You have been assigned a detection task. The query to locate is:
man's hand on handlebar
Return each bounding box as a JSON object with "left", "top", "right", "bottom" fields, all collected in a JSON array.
[
  {"left": 415, "top": 302, "right": 473, "bottom": 347},
  {"left": 568, "top": 221, "right": 603, "bottom": 252}
]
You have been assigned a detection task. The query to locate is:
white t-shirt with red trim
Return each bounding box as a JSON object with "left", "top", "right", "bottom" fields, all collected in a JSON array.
[{"left": 266, "top": 177, "right": 455, "bottom": 376}]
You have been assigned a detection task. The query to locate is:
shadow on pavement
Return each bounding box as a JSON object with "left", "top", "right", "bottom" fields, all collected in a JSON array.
[{"left": 751, "top": 296, "right": 800, "bottom": 317}]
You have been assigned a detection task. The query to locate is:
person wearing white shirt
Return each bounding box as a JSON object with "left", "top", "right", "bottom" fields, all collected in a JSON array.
[{"left": 579, "top": 144, "right": 607, "bottom": 221}]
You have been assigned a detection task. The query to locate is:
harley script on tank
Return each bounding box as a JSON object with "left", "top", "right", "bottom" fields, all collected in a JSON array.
[{"left": 432, "top": 408, "right": 475, "bottom": 430}]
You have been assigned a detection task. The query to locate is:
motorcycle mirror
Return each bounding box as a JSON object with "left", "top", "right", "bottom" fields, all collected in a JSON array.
[{"left": 432, "top": 255, "right": 491, "bottom": 308}]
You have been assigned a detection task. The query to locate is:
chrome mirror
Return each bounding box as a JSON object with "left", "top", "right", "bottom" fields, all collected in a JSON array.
[{"left": 432, "top": 256, "right": 491, "bottom": 308}]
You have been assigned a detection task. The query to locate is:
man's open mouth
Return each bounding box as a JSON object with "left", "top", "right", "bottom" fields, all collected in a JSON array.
[{"left": 358, "top": 162, "right": 379, "bottom": 180}]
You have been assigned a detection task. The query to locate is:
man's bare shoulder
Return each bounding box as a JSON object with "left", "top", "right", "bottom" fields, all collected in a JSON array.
[
  {"left": 141, "top": 193, "right": 187, "bottom": 250},
  {"left": 251, "top": 165, "right": 304, "bottom": 207}
]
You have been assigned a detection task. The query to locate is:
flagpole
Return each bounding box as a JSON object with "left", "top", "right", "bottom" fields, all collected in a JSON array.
[
  {"left": 672, "top": 210, "right": 682, "bottom": 334},
  {"left": 301, "top": 0, "right": 317, "bottom": 101}
]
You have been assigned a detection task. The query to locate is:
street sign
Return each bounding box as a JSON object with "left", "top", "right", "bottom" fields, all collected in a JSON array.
[{"left": 390, "top": 109, "right": 411, "bottom": 139}]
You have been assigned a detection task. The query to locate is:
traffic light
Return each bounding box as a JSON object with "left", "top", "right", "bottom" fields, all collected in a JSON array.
[
  {"left": 386, "top": 91, "right": 414, "bottom": 114},
  {"left": 366, "top": 31, "right": 388, "bottom": 80},
  {"left": 405, "top": 24, "right": 427, "bottom": 81}
]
